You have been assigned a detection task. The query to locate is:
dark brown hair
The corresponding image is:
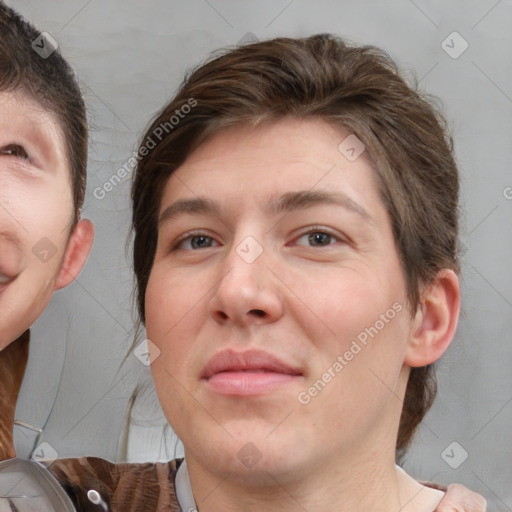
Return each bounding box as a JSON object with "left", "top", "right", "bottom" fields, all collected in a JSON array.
[
  {"left": 0, "top": 2, "right": 88, "bottom": 224},
  {"left": 131, "top": 34, "right": 460, "bottom": 459}
]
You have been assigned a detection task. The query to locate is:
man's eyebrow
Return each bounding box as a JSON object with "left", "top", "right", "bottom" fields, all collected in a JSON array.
[
  {"left": 158, "top": 197, "right": 221, "bottom": 224},
  {"left": 158, "top": 191, "right": 372, "bottom": 224},
  {"left": 268, "top": 190, "right": 373, "bottom": 222}
]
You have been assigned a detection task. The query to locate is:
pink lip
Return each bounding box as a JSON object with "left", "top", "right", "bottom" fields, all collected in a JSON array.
[{"left": 202, "top": 349, "right": 303, "bottom": 396}]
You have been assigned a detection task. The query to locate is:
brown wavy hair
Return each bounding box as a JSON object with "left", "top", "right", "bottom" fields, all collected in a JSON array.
[
  {"left": 0, "top": 2, "right": 87, "bottom": 225},
  {"left": 131, "top": 34, "right": 460, "bottom": 459}
]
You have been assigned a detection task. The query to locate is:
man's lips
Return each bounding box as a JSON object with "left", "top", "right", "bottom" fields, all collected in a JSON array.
[
  {"left": 202, "top": 349, "right": 303, "bottom": 378},
  {"left": 202, "top": 349, "right": 303, "bottom": 396}
]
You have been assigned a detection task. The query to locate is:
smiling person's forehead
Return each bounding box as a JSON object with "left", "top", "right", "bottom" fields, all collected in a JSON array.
[
  {"left": 0, "top": 91, "right": 66, "bottom": 167},
  {"left": 0, "top": 91, "right": 56, "bottom": 126}
]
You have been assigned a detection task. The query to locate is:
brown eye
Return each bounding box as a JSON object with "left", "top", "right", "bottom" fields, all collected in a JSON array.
[
  {"left": 0, "top": 144, "right": 30, "bottom": 160},
  {"left": 308, "top": 232, "right": 332, "bottom": 246}
]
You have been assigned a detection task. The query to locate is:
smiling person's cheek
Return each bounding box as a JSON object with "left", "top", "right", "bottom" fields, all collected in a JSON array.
[
  {"left": 0, "top": 197, "right": 73, "bottom": 349},
  {"left": 0, "top": 92, "right": 75, "bottom": 349}
]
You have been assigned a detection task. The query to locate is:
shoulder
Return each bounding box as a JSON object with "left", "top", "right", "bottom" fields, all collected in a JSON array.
[
  {"left": 396, "top": 465, "right": 446, "bottom": 511},
  {"left": 397, "top": 465, "right": 486, "bottom": 512},
  {"left": 48, "top": 456, "right": 183, "bottom": 511}
]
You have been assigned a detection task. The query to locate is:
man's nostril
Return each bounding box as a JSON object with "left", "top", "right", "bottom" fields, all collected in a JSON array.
[{"left": 250, "top": 309, "right": 265, "bottom": 317}]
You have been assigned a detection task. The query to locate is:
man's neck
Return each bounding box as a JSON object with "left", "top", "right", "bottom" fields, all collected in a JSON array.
[
  {"left": 186, "top": 448, "right": 429, "bottom": 512},
  {"left": 0, "top": 330, "right": 30, "bottom": 460}
]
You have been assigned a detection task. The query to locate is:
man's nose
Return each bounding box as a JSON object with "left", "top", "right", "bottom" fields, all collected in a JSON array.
[{"left": 208, "top": 236, "right": 284, "bottom": 327}]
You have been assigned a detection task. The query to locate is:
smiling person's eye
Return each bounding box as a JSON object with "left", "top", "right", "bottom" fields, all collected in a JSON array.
[
  {"left": 175, "top": 234, "right": 219, "bottom": 250},
  {"left": 0, "top": 144, "right": 30, "bottom": 160}
]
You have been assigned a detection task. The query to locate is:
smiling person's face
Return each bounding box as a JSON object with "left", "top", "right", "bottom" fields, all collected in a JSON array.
[
  {"left": 145, "top": 117, "right": 455, "bottom": 490},
  {"left": 0, "top": 92, "right": 93, "bottom": 349}
]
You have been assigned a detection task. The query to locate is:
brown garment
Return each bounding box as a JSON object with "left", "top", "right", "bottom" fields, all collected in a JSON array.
[
  {"left": 48, "top": 456, "right": 181, "bottom": 511},
  {"left": 0, "top": 330, "right": 30, "bottom": 460}
]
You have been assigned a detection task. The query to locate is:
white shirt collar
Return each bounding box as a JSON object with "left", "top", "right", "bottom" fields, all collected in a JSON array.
[{"left": 175, "top": 458, "right": 197, "bottom": 512}]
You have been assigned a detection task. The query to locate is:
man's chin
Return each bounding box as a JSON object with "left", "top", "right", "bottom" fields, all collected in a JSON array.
[{"left": 186, "top": 435, "right": 308, "bottom": 481}]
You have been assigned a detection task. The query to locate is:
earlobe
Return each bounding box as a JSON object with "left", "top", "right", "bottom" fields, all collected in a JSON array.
[
  {"left": 404, "top": 269, "right": 460, "bottom": 368},
  {"left": 55, "top": 219, "right": 94, "bottom": 290}
]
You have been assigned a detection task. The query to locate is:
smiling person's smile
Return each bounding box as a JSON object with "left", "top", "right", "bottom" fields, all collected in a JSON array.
[{"left": 0, "top": 92, "right": 73, "bottom": 349}]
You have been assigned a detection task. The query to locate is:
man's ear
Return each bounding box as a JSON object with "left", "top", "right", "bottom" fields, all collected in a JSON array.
[
  {"left": 405, "top": 269, "right": 460, "bottom": 367},
  {"left": 55, "top": 219, "right": 94, "bottom": 290}
]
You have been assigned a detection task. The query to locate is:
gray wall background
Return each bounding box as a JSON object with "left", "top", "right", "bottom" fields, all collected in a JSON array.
[{"left": 7, "top": 0, "right": 511, "bottom": 510}]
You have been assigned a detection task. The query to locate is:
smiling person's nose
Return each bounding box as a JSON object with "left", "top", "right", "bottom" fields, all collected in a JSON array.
[{"left": 209, "top": 248, "right": 284, "bottom": 326}]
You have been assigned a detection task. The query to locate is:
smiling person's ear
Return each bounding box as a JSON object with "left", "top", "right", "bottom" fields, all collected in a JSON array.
[
  {"left": 55, "top": 219, "right": 94, "bottom": 290},
  {"left": 405, "top": 270, "right": 461, "bottom": 367}
]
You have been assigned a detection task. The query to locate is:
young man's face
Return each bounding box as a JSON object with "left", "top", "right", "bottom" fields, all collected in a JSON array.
[
  {"left": 0, "top": 92, "right": 89, "bottom": 349},
  {"left": 145, "top": 118, "right": 448, "bottom": 483}
]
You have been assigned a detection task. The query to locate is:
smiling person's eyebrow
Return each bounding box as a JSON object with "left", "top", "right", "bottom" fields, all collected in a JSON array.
[
  {"left": 269, "top": 190, "right": 373, "bottom": 222},
  {"left": 159, "top": 197, "right": 221, "bottom": 224}
]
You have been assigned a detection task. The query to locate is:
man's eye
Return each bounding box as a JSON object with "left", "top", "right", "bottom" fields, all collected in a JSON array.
[
  {"left": 296, "top": 231, "right": 338, "bottom": 247},
  {"left": 176, "top": 235, "right": 219, "bottom": 250},
  {"left": 0, "top": 144, "right": 30, "bottom": 160}
]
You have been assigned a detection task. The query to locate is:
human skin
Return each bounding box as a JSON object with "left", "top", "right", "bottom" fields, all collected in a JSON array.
[
  {"left": 145, "top": 117, "right": 460, "bottom": 512},
  {"left": 0, "top": 91, "right": 93, "bottom": 351}
]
